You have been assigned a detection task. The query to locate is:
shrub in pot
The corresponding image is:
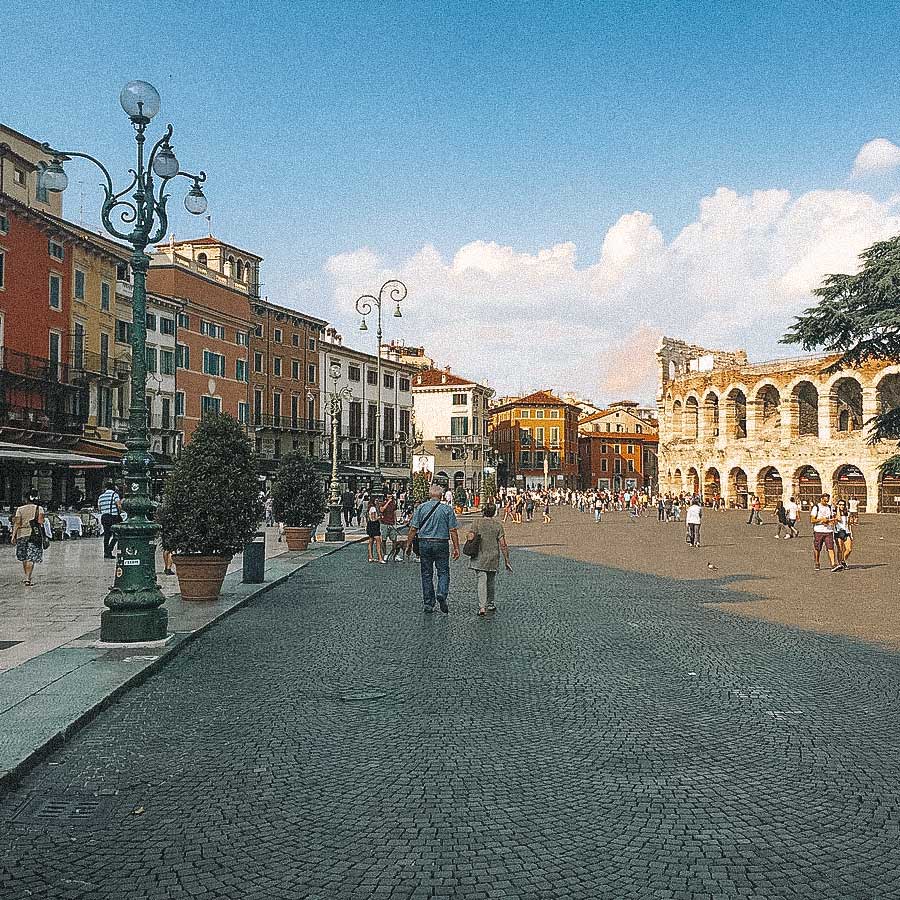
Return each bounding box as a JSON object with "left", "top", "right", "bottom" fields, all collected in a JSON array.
[
  {"left": 272, "top": 451, "right": 325, "bottom": 550},
  {"left": 412, "top": 472, "right": 430, "bottom": 505},
  {"left": 453, "top": 485, "right": 468, "bottom": 512},
  {"left": 159, "top": 413, "right": 261, "bottom": 601}
]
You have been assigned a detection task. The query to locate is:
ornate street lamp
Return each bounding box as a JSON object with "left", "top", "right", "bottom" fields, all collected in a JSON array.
[
  {"left": 43, "top": 80, "right": 208, "bottom": 643},
  {"left": 355, "top": 280, "right": 406, "bottom": 495},
  {"left": 324, "top": 361, "right": 353, "bottom": 542}
]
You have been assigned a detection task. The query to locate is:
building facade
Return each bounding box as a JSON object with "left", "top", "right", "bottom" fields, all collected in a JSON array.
[
  {"left": 411, "top": 367, "right": 493, "bottom": 493},
  {"left": 490, "top": 390, "right": 580, "bottom": 489},
  {"left": 319, "top": 333, "right": 415, "bottom": 491},
  {"left": 657, "top": 336, "right": 900, "bottom": 512},
  {"left": 578, "top": 402, "right": 659, "bottom": 492}
]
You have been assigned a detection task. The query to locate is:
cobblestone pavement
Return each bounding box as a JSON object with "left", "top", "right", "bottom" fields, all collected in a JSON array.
[{"left": 2, "top": 536, "right": 900, "bottom": 899}]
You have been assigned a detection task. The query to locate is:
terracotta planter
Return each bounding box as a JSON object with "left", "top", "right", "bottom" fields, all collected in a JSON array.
[
  {"left": 283, "top": 526, "right": 312, "bottom": 551},
  {"left": 173, "top": 554, "right": 232, "bottom": 602}
]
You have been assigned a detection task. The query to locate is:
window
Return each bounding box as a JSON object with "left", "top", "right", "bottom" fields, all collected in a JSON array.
[
  {"left": 273, "top": 392, "right": 282, "bottom": 419},
  {"left": 274, "top": 328, "right": 282, "bottom": 344},
  {"left": 520, "top": 427, "right": 531, "bottom": 447},
  {"left": 308, "top": 337, "right": 316, "bottom": 351},
  {"left": 535, "top": 409, "right": 544, "bottom": 419},
  {"left": 175, "top": 391, "right": 185, "bottom": 417},
  {"left": 49, "top": 240, "right": 64, "bottom": 260},
  {"left": 536, "top": 427, "right": 545, "bottom": 445},
  {"left": 13, "top": 168, "right": 26, "bottom": 186},
  {"left": 238, "top": 401, "right": 249, "bottom": 424},
  {"left": 400, "top": 408, "right": 410, "bottom": 439},
  {"left": 48, "top": 331, "right": 61, "bottom": 377},
  {"left": 201, "top": 395, "right": 221, "bottom": 417},
  {"left": 100, "top": 332, "right": 110, "bottom": 371},
  {"left": 197, "top": 252, "right": 208, "bottom": 267},
  {"left": 450, "top": 416, "right": 469, "bottom": 436},
  {"left": 614, "top": 459, "right": 622, "bottom": 474},
  {"left": 367, "top": 403, "right": 377, "bottom": 440},
  {"left": 292, "top": 333, "right": 299, "bottom": 347},
  {"left": 49, "top": 273, "right": 62, "bottom": 309},
  {"left": 101, "top": 281, "right": 111, "bottom": 311},
  {"left": 200, "top": 320, "right": 225, "bottom": 339},
  {"left": 73, "top": 269, "right": 86, "bottom": 300},
  {"left": 520, "top": 450, "right": 531, "bottom": 466},
  {"left": 366, "top": 369, "right": 377, "bottom": 386},
  {"left": 0, "top": 213, "right": 9, "bottom": 234},
  {"left": 292, "top": 360, "right": 300, "bottom": 380},
  {"left": 175, "top": 343, "right": 190, "bottom": 369},
  {"left": 549, "top": 451, "right": 560, "bottom": 469},
  {"left": 235, "top": 331, "right": 248, "bottom": 346},
  {"left": 635, "top": 424, "right": 643, "bottom": 434},
  {"left": 308, "top": 364, "right": 316, "bottom": 384},
  {"left": 177, "top": 313, "right": 190, "bottom": 329},
  {"left": 146, "top": 312, "right": 157, "bottom": 331},
  {"left": 253, "top": 389, "right": 263, "bottom": 425},
  {"left": 145, "top": 347, "right": 157, "bottom": 373},
  {"left": 452, "top": 393, "right": 467, "bottom": 406},
  {"left": 601, "top": 459, "right": 608, "bottom": 472},
  {"left": 116, "top": 319, "right": 132, "bottom": 344},
  {"left": 254, "top": 351, "right": 263, "bottom": 373},
  {"left": 273, "top": 357, "right": 283, "bottom": 377},
  {"left": 614, "top": 443, "right": 621, "bottom": 454},
  {"left": 159, "top": 316, "right": 175, "bottom": 335},
  {"left": 236, "top": 358, "right": 248, "bottom": 382},
  {"left": 348, "top": 365, "right": 361, "bottom": 382},
  {"left": 254, "top": 324, "right": 263, "bottom": 337},
  {"left": 202, "top": 350, "right": 226, "bottom": 377},
  {"left": 349, "top": 401, "right": 363, "bottom": 437},
  {"left": 399, "top": 376, "right": 410, "bottom": 392},
  {"left": 550, "top": 427, "right": 560, "bottom": 446},
  {"left": 383, "top": 373, "right": 395, "bottom": 389},
  {"left": 0, "top": 250, "right": 4, "bottom": 290},
  {"left": 626, "top": 444, "right": 634, "bottom": 454},
  {"left": 161, "top": 349, "right": 175, "bottom": 375},
  {"left": 383, "top": 405, "right": 395, "bottom": 440}
]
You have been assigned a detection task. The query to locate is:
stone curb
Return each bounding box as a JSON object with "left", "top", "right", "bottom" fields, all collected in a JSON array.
[{"left": 0, "top": 538, "right": 365, "bottom": 793}]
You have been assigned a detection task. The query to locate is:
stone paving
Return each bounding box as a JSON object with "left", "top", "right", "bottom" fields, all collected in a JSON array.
[{"left": 2, "top": 525, "right": 900, "bottom": 899}]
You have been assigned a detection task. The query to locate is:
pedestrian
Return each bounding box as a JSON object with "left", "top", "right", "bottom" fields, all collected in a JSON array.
[
  {"left": 341, "top": 489, "right": 355, "bottom": 527},
  {"left": 463, "top": 503, "right": 512, "bottom": 616},
  {"left": 593, "top": 493, "right": 603, "bottom": 523},
  {"left": 380, "top": 492, "right": 402, "bottom": 561},
  {"left": 97, "top": 480, "right": 123, "bottom": 559},
  {"left": 11, "top": 491, "right": 46, "bottom": 586},
  {"left": 405, "top": 484, "right": 460, "bottom": 613},
  {"left": 685, "top": 497, "right": 702, "bottom": 547},
  {"left": 264, "top": 496, "right": 275, "bottom": 527},
  {"left": 810, "top": 492, "right": 839, "bottom": 572},
  {"left": 848, "top": 495, "right": 860, "bottom": 527},
  {"left": 786, "top": 495, "right": 799, "bottom": 539},
  {"left": 775, "top": 500, "right": 790, "bottom": 539},
  {"left": 657, "top": 496, "right": 665, "bottom": 522},
  {"left": 525, "top": 493, "right": 535, "bottom": 522},
  {"left": 747, "top": 495, "right": 762, "bottom": 526},
  {"left": 834, "top": 499, "right": 853, "bottom": 570},
  {"left": 542, "top": 494, "right": 552, "bottom": 524},
  {"left": 366, "top": 498, "right": 385, "bottom": 563}
]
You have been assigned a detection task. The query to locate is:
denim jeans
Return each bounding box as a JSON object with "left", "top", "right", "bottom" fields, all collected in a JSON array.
[{"left": 418, "top": 540, "right": 450, "bottom": 608}]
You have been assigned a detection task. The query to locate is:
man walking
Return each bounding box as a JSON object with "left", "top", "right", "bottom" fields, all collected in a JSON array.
[
  {"left": 341, "top": 489, "right": 355, "bottom": 528},
  {"left": 406, "top": 484, "right": 460, "bottom": 612},
  {"left": 810, "top": 492, "right": 839, "bottom": 572},
  {"left": 380, "top": 492, "right": 402, "bottom": 561},
  {"left": 98, "top": 480, "right": 123, "bottom": 559},
  {"left": 685, "top": 498, "right": 702, "bottom": 547},
  {"left": 747, "top": 495, "right": 762, "bottom": 526},
  {"left": 786, "top": 495, "right": 799, "bottom": 539}
]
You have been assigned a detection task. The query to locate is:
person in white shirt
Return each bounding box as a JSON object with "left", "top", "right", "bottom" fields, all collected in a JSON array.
[
  {"left": 785, "top": 496, "right": 799, "bottom": 539},
  {"left": 810, "top": 493, "right": 839, "bottom": 572},
  {"left": 685, "top": 499, "right": 702, "bottom": 547},
  {"left": 97, "top": 481, "right": 123, "bottom": 559},
  {"left": 848, "top": 496, "right": 860, "bottom": 526}
]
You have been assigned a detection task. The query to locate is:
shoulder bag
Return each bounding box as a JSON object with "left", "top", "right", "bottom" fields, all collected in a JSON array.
[
  {"left": 412, "top": 501, "right": 441, "bottom": 557},
  {"left": 29, "top": 507, "right": 49, "bottom": 550},
  {"left": 462, "top": 530, "right": 481, "bottom": 558}
]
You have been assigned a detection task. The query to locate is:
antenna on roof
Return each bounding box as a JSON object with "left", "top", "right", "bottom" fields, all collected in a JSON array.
[{"left": 205, "top": 215, "right": 212, "bottom": 236}]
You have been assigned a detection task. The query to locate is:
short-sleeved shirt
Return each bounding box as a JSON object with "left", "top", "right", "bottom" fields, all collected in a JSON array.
[
  {"left": 98, "top": 490, "right": 121, "bottom": 516},
  {"left": 811, "top": 504, "right": 833, "bottom": 533},
  {"left": 380, "top": 499, "right": 396, "bottom": 526},
  {"left": 785, "top": 501, "right": 799, "bottom": 520},
  {"left": 411, "top": 499, "right": 458, "bottom": 540}
]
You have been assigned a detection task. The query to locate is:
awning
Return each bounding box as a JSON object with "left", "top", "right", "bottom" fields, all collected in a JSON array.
[
  {"left": 0, "top": 441, "right": 116, "bottom": 468},
  {"left": 339, "top": 465, "right": 410, "bottom": 478}
]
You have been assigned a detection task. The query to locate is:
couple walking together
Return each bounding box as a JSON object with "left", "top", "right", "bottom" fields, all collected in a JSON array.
[{"left": 406, "top": 484, "right": 512, "bottom": 615}]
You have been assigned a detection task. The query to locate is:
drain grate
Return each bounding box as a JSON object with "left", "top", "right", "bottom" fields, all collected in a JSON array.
[
  {"left": 0, "top": 641, "right": 22, "bottom": 651},
  {"left": 12, "top": 793, "right": 115, "bottom": 826}
]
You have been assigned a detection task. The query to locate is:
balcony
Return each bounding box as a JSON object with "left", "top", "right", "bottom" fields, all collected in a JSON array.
[
  {"left": 435, "top": 434, "right": 488, "bottom": 447},
  {"left": 249, "top": 414, "right": 325, "bottom": 432},
  {"left": 0, "top": 347, "right": 73, "bottom": 385},
  {"left": 149, "top": 414, "right": 179, "bottom": 432},
  {"left": 0, "top": 403, "right": 86, "bottom": 435},
  {"left": 69, "top": 350, "right": 130, "bottom": 383}
]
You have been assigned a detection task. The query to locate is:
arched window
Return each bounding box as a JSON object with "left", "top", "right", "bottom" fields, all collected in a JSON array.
[
  {"left": 236, "top": 260, "right": 244, "bottom": 282},
  {"left": 792, "top": 381, "right": 819, "bottom": 437},
  {"left": 830, "top": 377, "right": 863, "bottom": 434},
  {"left": 197, "top": 252, "right": 207, "bottom": 267}
]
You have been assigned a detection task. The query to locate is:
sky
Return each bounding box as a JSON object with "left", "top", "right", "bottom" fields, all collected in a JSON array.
[{"left": 4, "top": 0, "right": 900, "bottom": 404}]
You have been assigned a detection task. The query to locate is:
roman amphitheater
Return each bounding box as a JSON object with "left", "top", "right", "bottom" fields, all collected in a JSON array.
[{"left": 656, "top": 337, "right": 900, "bottom": 513}]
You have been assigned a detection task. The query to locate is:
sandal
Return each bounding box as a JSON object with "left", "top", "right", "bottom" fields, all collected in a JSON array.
[
  {"left": 23, "top": 580, "right": 33, "bottom": 586},
  {"left": 477, "top": 608, "right": 486, "bottom": 616},
  {"left": 486, "top": 605, "right": 497, "bottom": 613}
]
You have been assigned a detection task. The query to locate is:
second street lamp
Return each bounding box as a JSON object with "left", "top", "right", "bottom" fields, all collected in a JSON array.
[
  {"left": 325, "top": 362, "right": 352, "bottom": 542},
  {"left": 43, "top": 80, "right": 208, "bottom": 643}
]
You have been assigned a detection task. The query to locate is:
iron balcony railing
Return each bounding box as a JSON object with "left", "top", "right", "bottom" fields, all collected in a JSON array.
[
  {"left": 435, "top": 434, "right": 489, "bottom": 446},
  {"left": 249, "top": 414, "right": 325, "bottom": 432},
  {"left": 69, "top": 350, "right": 130, "bottom": 381},
  {"left": 0, "top": 403, "right": 87, "bottom": 434},
  {"left": 0, "top": 347, "right": 72, "bottom": 384}
]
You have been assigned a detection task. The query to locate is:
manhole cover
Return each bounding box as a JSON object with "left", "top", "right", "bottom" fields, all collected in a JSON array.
[
  {"left": 0, "top": 641, "right": 22, "bottom": 651},
  {"left": 339, "top": 691, "right": 387, "bottom": 702},
  {"left": 12, "top": 793, "right": 115, "bottom": 826}
]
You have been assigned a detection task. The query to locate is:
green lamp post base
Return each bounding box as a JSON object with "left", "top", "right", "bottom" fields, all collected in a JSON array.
[
  {"left": 324, "top": 500, "right": 345, "bottom": 542},
  {"left": 100, "top": 605, "right": 168, "bottom": 643}
]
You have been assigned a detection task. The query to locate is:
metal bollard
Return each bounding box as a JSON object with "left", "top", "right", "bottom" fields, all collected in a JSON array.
[{"left": 242, "top": 531, "right": 266, "bottom": 584}]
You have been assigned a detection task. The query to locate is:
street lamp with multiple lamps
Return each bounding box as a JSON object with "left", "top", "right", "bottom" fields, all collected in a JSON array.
[
  {"left": 42, "top": 80, "right": 208, "bottom": 643},
  {"left": 324, "top": 362, "right": 353, "bottom": 542},
  {"left": 355, "top": 279, "right": 406, "bottom": 495}
]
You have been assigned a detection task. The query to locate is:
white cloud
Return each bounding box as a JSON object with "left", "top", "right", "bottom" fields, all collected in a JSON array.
[
  {"left": 323, "top": 185, "right": 900, "bottom": 406},
  {"left": 852, "top": 138, "right": 900, "bottom": 177}
]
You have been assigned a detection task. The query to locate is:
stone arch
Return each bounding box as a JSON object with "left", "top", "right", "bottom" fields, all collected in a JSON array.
[
  {"left": 196, "top": 252, "right": 208, "bottom": 267},
  {"left": 754, "top": 383, "right": 782, "bottom": 439},
  {"left": 827, "top": 375, "right": 864, "bottom": 435},
  {"left": 236, "top": 259, "right": 244, "bottom": 282},
  {"left": 704, "top": 467, "right": 721, "bottom": 498},
  {"left": 833, "top": 464, "right": 868, "bottom": 512},
  {"left": 686, "top": 466, "right": 700, "bottom": 495},
  {"left": 724, "top": 386, "right": 748, "bottom": 439},
  {"left": 879, "top": 470, "right": 900, "bottom": 513},
  {"left": 793, "top": 464, "right": 822, "bottom": 511},
  {"left": 453, "top": 470, "right": 466, "bottom": 488},
  {"left": 683, "top": 395, "right": 699, "bottom": 440},
  {"left": 876, "top": 372, "right": 900, "bottom": 424},
  {"left": 672, "top": 468, "right": 683, "bottom": 492},
  {"left": 789, "top": 380, "right": 819, "bottom": 438},
  {"left": 671, "top": 399, "right": 683, "bottom": 436},
  {"left": 728, "top": 467, "right": 748, "bottom": 508},
  {"left": 757, "top": 465, "right": 783, "bottom": 508},
  {"left": 703, "top": 391, "right": 720, "bottom": 438}
]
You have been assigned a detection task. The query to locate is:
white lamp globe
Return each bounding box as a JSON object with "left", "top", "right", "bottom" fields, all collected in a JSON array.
[
  {"left": 42, "top": 162, "right": 68, "bottom": 193},
  {"left": 184, "top": 185, "right": 208, "bottom": 215},
  {"left": 119, "top": 81, "right": 161, "bottom": 121},
  {"left": 152, "top": 147, "right": 179, "bottom": 178}
]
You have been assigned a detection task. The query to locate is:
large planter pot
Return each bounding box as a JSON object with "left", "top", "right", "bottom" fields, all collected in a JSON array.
[
  {"left": 283, "top": 526, "right": 312, "bottom": 551},
  {"left": 173, "top": 554, "right": 232, "bottom": 602}
]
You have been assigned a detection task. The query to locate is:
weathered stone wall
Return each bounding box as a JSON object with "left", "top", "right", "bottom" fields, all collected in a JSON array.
[{"left": 656, "top": 336, "right": 900, "bottom": 512}]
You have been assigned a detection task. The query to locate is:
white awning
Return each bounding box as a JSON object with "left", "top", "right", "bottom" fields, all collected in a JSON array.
[{"left": 0, "top": 442, "right": 116, "bottom": 467}]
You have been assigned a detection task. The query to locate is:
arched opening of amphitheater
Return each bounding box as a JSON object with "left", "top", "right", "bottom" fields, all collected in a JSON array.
[
  {"left": 834, "top": 465, "right": 867, "bottom": 512},
  {"left": 757, "top": 466, "right": 782, "bottom": 508},
  {"left": 880, "top": 473, "right": 900, "bottom": 513},
  {"left": 705, "top": 467, "right": 721, "bottom": 498},
  {"left": 794, "top": 465, "right": 822, "bottom": 510},
  {"left": 686, "top": 467, "right": 700, "bottom": 495},
  {"left": 728, "top": 468, "right": 748, "bottom": 508}
]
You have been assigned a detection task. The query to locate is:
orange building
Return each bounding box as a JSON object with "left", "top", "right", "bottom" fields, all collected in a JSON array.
[
  {"left": 148, "top": 237, "right": 256, "bottom": 444},
  {"left": 577, "top": 402, "right": 659, "bottom": 492},
  {"left": 489, "top": 390, "right": 580, "bottom": 488}
]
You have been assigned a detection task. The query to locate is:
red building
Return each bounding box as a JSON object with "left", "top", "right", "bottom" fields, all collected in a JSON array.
[{"left": 577, "top": 403, "right": 659, "bottom": 492}]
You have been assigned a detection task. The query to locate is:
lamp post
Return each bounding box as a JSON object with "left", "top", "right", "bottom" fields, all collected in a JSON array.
[
  {"left": 42, "top": 81, "right": 208, "bottom": 643},
  {"left": 324, "top": 361, "right": 352, "bottom": 542},
  {"left": 355, "top": 280, "right": 406, "bottom": 496}
]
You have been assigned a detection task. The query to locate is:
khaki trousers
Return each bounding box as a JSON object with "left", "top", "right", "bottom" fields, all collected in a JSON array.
[{"left": 475, "top": 569, "right": 496, "bottom": 609}]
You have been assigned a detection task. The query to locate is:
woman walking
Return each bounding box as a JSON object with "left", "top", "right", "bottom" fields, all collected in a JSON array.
[
  {"left": 12, "top": 491, "right": 46, "bottom": 586},
  {"left": 464, "top": 503, "right": 512, "bottom": 616},
  {"left": 834, "top": 499, "right": 853, "bottom": 570},
  {"left": 542, "top": 494, "right": 552, "bottom": 524},
  {"left": 365, "top": 499, "right": 385, "bottom": 563},
  {"left": 775, "top": 500, "right": 790, "bottom": 539}
]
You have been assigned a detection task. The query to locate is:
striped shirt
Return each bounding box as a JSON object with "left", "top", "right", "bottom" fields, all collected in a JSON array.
[{"left": 98, "top": 489, "right": 121, "bottom": 516}]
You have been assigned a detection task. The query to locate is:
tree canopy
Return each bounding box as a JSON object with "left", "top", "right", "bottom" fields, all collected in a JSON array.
[{"left": 782, "top": 234, "right": 900, "bottom": 459}]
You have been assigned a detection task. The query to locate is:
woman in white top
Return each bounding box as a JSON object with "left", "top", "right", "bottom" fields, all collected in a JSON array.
[{"left": 834, "top": 499, "right": 853, "bottom": 570}]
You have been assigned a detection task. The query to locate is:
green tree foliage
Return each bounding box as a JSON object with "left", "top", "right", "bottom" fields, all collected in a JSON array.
[
  {"left": 159, "top": 414, "right": 262, "bottom": 556},
  {"left": 271, "top": 452, "right": 326, "bottom": 528},
  {"left": 482, "top": 472, "right": 497, "bottom": 501},
  {"left": 782, "top": 234, "right": 900, "bottom": 467},
  {"left": 412, "top": 472, "right": 430, "bottom": 504},
  {"left": 453, "top": 485, "right": 468, "bottom": 508}
]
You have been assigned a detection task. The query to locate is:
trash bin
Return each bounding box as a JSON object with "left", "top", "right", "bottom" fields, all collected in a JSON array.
[{"left": 242, "top": 531, "right": 266, "bottom": 584}]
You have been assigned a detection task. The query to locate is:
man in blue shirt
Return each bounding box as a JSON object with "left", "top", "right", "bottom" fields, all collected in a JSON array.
[{"left": 405, "top": 484, "right": 460, "bottom": 613}]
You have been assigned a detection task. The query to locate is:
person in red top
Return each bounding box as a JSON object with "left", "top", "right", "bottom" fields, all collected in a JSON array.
[{"left": 380, "top": 493, "right": 402, "bottom": 561}]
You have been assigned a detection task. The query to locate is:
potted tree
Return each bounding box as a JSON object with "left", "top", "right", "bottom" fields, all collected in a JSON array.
[
  {"left": 453, "top": 485, "right": 468, "bottom": 513},
  {"left": 272, "top": 451, "right": 325, "bottom": 551},
  {"left": 158, "top": 413, "right": 261, "bottom": 601}
]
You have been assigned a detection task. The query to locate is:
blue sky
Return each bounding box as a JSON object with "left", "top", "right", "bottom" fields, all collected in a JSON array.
[{"left": 4, "top": 1, "right": 900, "bottom": 400}]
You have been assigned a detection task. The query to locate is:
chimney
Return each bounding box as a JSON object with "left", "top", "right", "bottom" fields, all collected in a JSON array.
[{"left": 441, "top": 373, "right": 447, "bottom": 384}]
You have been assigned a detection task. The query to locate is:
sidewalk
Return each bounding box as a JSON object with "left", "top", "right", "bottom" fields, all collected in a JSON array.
[{"left": 0, "top": 526, "right": 365, "bottom": 788}]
